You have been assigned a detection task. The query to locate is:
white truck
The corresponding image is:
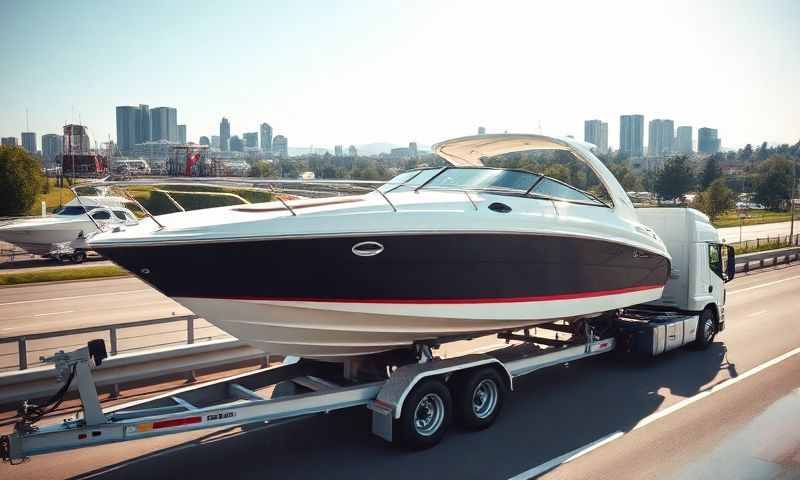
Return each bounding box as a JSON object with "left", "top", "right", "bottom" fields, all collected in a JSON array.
[{"left": 1, "top": 208, "right": 736, "bottom": 462}]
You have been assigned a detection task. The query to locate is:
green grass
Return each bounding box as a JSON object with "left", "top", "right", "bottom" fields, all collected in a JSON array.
[
  {"left": 0, "top": 265, "right": 129, "bottom": 286},
  {"left": 712, "top": 210, "right": 793, "bottom": 228},
  {"left": 27, "top": 178, "right": 76, "bottom": 215}
]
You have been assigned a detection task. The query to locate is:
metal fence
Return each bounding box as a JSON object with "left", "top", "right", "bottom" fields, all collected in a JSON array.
[
  {"left": 0, "top": 314, "right": 231, "bottom": 372},
  {"left": 729, "top": 233, "right": 800, "bottom": 254}
]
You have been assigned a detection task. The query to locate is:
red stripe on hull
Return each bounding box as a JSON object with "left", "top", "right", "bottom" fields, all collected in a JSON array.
[{"left": 194, "top": 284, "right": 664, "bottom": 305}]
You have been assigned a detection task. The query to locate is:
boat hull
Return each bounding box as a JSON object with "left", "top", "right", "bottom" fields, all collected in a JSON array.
[{"left": 96, "top": 232, "right": 669, "bottom": 358}]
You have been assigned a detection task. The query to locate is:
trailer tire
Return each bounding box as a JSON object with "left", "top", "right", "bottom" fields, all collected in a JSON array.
[
  {"left": 396, "top": 379, "right": 452, "bottom": 449},
  {"left": 454, "top": 367, "right": 504, "bottom": 430},
  {"left": 693, "top": 307, "right": 716, "bottom": 349}
]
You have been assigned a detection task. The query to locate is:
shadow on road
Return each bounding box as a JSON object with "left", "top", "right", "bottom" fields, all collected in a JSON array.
[{"left": 72, "top": 342, "right": 735, "bottom": 480}]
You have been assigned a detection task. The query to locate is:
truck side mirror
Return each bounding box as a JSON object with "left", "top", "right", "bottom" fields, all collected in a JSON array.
[{"left": 725, "top": 245, "right": 735, "bottom": 282}]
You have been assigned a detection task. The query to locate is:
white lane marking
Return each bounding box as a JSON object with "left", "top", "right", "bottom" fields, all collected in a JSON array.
[
  {"left": 33, "top": 310, "right": 73, "bottom": 317},
  {"left": 509, "top": 345, "right": 800, "bottom": 479},
  {"left": 747, "top": 310, "right": 768, "bottom": 317},
  {"left": 0, "top": 289, "right": 150, "bottom": 306},
  {"left": 728, "top": 275, "right": 800, "bottom": 295}
]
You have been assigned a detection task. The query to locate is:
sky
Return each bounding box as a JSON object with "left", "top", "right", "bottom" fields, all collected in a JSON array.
[{"left": 1, "top": 0, "right": 798, "bottom": 151}]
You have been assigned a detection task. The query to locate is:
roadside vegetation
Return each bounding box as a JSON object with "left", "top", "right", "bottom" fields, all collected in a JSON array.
[
  {"left": 0, "top": 265, "right": 128, "bottom": 286},
  {"left": 0, "top": 146, "right": 43, "bottom": 216}
]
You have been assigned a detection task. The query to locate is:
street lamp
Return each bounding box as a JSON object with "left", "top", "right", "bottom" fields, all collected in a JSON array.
[{"left": 790, "top": 157, "right": 797, "bottom": 243}]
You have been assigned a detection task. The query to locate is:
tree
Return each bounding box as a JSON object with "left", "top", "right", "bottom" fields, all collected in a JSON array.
[
  {"left": 754, "top": 155, "right": 794, "bottom": 210},
  {"left": 608, "top": 163, "right": 644, "bottom": 192},
  {"left": 756, "top": 141, "right": 769, "bottom": 162},
  {"left": 0, "top": 145, "right": 43, "bottom": 216},
  {"left": 693, "top": 178, "right": 734, "bottom": 219},
  {"left": 654, "top": 156, "right": 694, "bottom": 202},
  {"left": 699, "top": 154, "right": 723, "bottom": 189},
  {"left": 249, "top": 160, "right": 274, "bottom": 177},
  {"left": 542, "top": 164, "right": 571, "bottom": 183}
]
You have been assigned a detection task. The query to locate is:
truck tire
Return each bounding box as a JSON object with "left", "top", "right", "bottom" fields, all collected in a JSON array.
[
  {"left": 396, "top": 379, "right": 452, "bottom": 449},
  {"left": 71, "top": 250, "right": 87, "bottom": 264},
  {"left": 454, "top": 367, "right": 505, "bottom": 430},
  {"left": 693, "top": 308, "right": 716, "bottom": 349}
]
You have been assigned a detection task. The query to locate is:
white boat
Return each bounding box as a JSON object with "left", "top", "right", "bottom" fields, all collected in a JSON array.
[
  {"left": 88, "top": 134, "right": 672, "bottom": 359},
  {"left": 0, "top": 196, "right": 140, "bottom": 256}
]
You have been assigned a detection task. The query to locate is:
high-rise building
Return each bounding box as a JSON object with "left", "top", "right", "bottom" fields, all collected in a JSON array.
[
  {"left": 199, "top": 136, "right": 210, "bottom": 146},
  {"left": 229, "top": 135, "right": 244, "bottom": 152},
  {"left": 647, "top": 119, "right": 674, "bottom": 157},
  {"left": 259, "top": 123, "right": 272, "bottom": 152},
  {"left": 151, "top": 107, "right": 178, "bottom": 142},
  {"left": 409, "top": 142, "right": 418, "bottom": 158},
  {"left": 136, "top": 104, "right": 151, "bottom": 144},
  {"left": 116, "top": 106, "right": 138, "bottom": 154},
  {"left": 211, "top": 135, "right": 220, "bottom": 149},
  {"left": 675, "top": 126, "right": 692, "bottom": 154},
  {"left": 583, "top": 120, "right": 608, "bottom": 154},
  {"left": 178, "top": 124, "right": 187, "bottom": 144},
  {"left": 41, "top": 134, "right": 63, "bottom": 164},
  {"left": 2, "top": 137, "right": 17, "bottom": 146},
  {"left": 478, "top": 126, "right": 486, "bottom": 135},
  {"left": 273, "top": 135, "right": 288, "bottom": 158},
  {"left": 334, "top": 145, "right": 343, "bottom": 156},
  {"left": 219, "top": 118, "right": 230, "bottom": 151},
  {"left": 347, "top": 145, "right": 357, "bottom": 157},
  {"left": 243, "top": 132, "right": 258, "bottom": 148},
  {"left": 620, "top": 114, "right": 644, "bottom": 157},
  {"left": 21, "top": 132, "right": 36, "bottom": 153},
  {"left": 698, "top": 128, "right": 720, "bottom": 154}
]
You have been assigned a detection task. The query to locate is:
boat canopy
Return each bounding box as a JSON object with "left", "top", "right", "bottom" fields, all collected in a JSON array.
[{"left": 432, "top": 134, "right": 637, "bottom": 221}]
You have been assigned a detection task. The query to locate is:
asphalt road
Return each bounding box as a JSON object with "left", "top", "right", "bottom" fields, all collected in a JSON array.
[
  {"left": 0, "top": 278, "right": 223, "bottom": 370},
  {"left": 1, "top": 264, "right": 798, "bottom": 479}
]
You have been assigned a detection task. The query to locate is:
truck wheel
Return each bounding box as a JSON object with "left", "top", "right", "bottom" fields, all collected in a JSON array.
[
  {"left": 71, "top": 250, "right": 87, "bottom": 264},
  {"left": 693, "top": 308, "right": 716, "bottom": 349},
  {"left": 455, "top": 367, "right": 505, "bottom": 430},
  {"left": 396, "top": 379, "right": 452, "bottom": 449}
]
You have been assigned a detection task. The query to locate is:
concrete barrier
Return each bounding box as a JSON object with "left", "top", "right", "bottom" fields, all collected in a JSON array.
[{"left": 735, "top": 247, "right": 800, "bottom": 273}]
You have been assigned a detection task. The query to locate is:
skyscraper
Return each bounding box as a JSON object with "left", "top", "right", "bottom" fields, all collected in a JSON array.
[
  {"left": 583, "top": 120, "right": 608, "bottom": 154},
  {"left": 136, "top": 104, "right": 151, "bottom": 144},
  {"left": 698, "top": 128, "right": 721, "bottom": 154},
  {"left": 178, "top": 125, "right": 187, "bottom": 144},
  {"left": 243, "top": 132, "right": 258, "bottom": 148},
  {"left": 409, "top": 142, "right": 418, "bottom": 158},
  {"left": 334, "top": 145, "right": 343, "bottom": 156},
  {"left": 273, "top": 135, "right": 288, "bottom": 158},
  {"left": 1, "top": 137, "right": 17, "bottom": 146},
  {"left": 647, "top": 119, "right": 674, "bottom": 157},
  {"left": 116, "top": 106, "right": 138, "bottom": 154},
  {"left": 211, "top": 136, "right": 220, "bottom": 149},
  {"left": 151, "top": 107, "right": 178, "bottom": 142},
  {"left": 620, "top": 114, "right": 644, "bottom": 157},
  {"left": 347, "top": 145, "right": 357, "bottom": 157},
  {"left": 229, "top": 135, "right": 244, "bottom": 152},
  {"left": 675, "top": 126, "right": 692, "bottom": 154},
  {"left": 260, "top": 123, "right": 272, "bottom": 152},
  {"left": 220, "top": 118, "right": 230, "bottom": 152},
  {"left": 478, "top": 126, "right": 486, "bottom": 135},
  {"left": 41, "top": 134, "right": 63, "bottom": 164},
  {"left": 199, "top": 136, "right": 210, "bottom": 146},
  {"left": 21, "top": 132, "right": 36, "bottom": 153}
]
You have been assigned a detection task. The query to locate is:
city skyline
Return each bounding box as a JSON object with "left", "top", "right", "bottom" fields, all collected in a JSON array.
[{"left": 1, "top": 1, "right": 798, "bottom": 149}]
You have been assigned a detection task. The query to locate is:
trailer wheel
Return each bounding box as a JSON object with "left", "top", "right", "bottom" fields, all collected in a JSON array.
[
  {"left": 396, "top": 379, "right": 452, "bottom": 449},
  {"left": 693, "top": 308, "right": 716, "bottom": 349},
  {"left": 71, "top": 250, "right": 87, "bottom": 264},
  {"left": 455, "top": 367, "right": 505, "bottom": 430}
]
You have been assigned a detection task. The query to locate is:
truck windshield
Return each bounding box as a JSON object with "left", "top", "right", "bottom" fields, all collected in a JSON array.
[{"left": 709, "top": 244, "right": 724, "bottom": 280}]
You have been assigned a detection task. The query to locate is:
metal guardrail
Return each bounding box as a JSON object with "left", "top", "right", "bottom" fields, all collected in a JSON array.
[
  {"left": 0, "top": 314, "right": 227, "bottom": 371},
  {"left": 735, "top": 247, "right": 800, "bottom": 273}
]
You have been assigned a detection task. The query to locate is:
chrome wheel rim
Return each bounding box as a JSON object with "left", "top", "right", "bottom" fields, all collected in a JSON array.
[
  {"left": 703, "top": 316, "right": 714, "bottom": 342},
  {"left": 414, "top": 393, "right": 445, "bottom": 436},
  {"left": 472, "top": 379, "right": 499, "bottom": 419}
]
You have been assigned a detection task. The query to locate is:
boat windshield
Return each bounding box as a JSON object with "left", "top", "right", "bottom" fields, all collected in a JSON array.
[
  {"left": 53, "top": 206, "right": 92, "bottom": 215},
  {"left": 380, "top": 167, "right": 608, "bottom": 206}
]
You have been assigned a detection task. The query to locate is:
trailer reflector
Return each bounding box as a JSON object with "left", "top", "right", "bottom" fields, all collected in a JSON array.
[{"left": 136, "top": 416, "right": 202, "bottom": 432}]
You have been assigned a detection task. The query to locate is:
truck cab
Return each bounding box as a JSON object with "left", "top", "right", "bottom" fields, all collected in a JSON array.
[{"left": 627, "top": 208, "right": 736, "bottom": 350}]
